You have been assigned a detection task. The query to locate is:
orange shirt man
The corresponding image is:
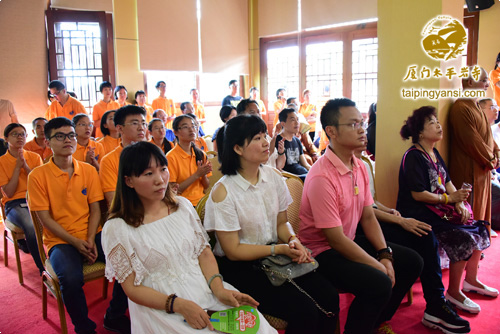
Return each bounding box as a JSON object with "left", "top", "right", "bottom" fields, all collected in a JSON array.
[
  {"left": 93, "top": 81, "right": 114, "bottom": 138},
  {"left": 490, "top": 62, "right": 500, "bottom": 107},
  {"left": 135, "top": 90, "right": 154, "bottom": 123},
  {"left": 299, "top": 89, "right": 318, "bottom": 133},
  {"left": 24, "top": 117, "right": 52, "bottom": 160},
  {"left": 47, "top": 80, "right": 87, "bottom": 120},
  {"left": 100, "top": 106, "right": 147, "bottom": 205},
  {"left": 190, "top": 88, "right": 206, "bottom": 128},
  {"left": 152, "top": 81, "right": 176, "bottom": 129}
]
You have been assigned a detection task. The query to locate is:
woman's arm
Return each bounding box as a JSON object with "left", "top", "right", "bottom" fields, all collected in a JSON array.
[{"left": 121, "top": 271, "right": 214, "bottom": 330}]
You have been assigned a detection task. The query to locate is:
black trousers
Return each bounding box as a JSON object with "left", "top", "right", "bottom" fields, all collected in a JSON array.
[
  {"left": 315, "top": 236, "right": 423, "bottom": 334},
  {"left": 379, "top": 221, "right": 445, "bottom": 305},
  {"left": 217, "top": 256, "right": 339, "bottom": 334}
]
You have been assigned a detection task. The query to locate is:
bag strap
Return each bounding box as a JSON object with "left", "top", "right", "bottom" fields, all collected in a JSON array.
[
  {"left": 260, "top": 266, "right": 335, "bottom": 317},
  {"left": 402, "top": 147, "right": 419, "bottom": 172}
]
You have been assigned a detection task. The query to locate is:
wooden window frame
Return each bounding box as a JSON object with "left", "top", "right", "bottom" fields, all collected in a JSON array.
[{"left": 463, "top": 8, "right": 479, "bottom": 67}]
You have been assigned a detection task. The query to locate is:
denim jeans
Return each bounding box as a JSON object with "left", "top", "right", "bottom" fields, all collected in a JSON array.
[
  {"left": 48, "top": 232, "right": 128, "bottom": 334},
  {"left": 4, "top": 198, "right": 44, "bottom": 273}
]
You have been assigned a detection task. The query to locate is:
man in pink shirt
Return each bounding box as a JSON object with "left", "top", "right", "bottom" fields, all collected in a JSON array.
[{"left": 299, "top": 98, "right": 422, "bottom": 334}]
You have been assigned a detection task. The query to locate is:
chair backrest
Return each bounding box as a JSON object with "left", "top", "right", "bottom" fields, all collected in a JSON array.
[
  {"left": 30, "top": 210, "right": 48, "bottom": 265},
  {"left": 195, "top": 193, "right": 209, "bottom": 225},
  {"left": 281, "top": 171, "right": 304, "bottom": 235},
  {"left": 203, "top": 135, "right": 213, "bottom": 151},
  {"left": 207, "top": 151, "right": 223, "bottom": 193}
]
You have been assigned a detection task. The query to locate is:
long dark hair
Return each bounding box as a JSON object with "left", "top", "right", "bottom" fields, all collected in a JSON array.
[
  {"left": 108, "top": 141, "right": 178, "bottom": 227},
  {"left": 217, "top": 115, "right": 268, "bottom": 175},
  {"left": 400, "top": 106, "right": 437, "bottom": 143},
  {"left": 148, "top": 118, "right": 173, "bottom": 154},
  {"left": 172, "top": 115, "right": 205, "bottom": 162}
]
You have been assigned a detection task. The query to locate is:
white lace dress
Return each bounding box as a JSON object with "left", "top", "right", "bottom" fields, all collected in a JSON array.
[{"left": 102, "top": 197, "right": 277, "bottom": 334}]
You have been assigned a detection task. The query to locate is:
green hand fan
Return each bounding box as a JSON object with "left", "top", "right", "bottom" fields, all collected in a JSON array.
[{"left": 210, "top": 305, "right": 260, "bottom": 334}]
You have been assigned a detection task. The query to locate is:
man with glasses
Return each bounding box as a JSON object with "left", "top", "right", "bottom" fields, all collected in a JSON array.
[
  {"left": 298, "top": 98, "right": 422, "bottom": 334},
  {"left": 45, "top": 80, "right": 87, "bottom": 120},
  {"left": 100, "top": 105, "right": 147, "bottom": 205},
  {"left": 27, "top": 117, "right": 130, "bottom": 334},
  {"left": 448, "top": 67, "right": 500, "bottom": 226}
]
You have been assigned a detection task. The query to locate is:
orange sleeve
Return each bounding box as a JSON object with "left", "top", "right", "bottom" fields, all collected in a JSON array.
[
  {"left": 99, "top": 152, "right": 118, "bottom": 193},
  {"left": 86, "top": 166, "right": 104, "bottom": 204},
  {"left": 95, "top": 142, "right": 106, "bottom": 163},
  {"left": 76, "top": 100, "right": 88, "bottom": 115},
  {"left": 166, "top": 152, "right": 180, "bottom": 183},
  {"left": 27, "top": 168, "right": 50, "bottom": 211}
]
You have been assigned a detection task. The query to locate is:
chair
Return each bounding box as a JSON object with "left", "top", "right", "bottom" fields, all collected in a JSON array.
[
  {"left": 203, "top": 135, "right": 213, "bottom": 151},
  {"left": 206, "top": 151, "right": 223, "bottom": 193},
  {"left": 30, "top": 210, "right": 108, "bottom": 334},
  {"left": 1, "top": 196, "right": 25, "bottom": 285},
  {"left": 281, "top": 171, "right": 304, "bottom": 235}
]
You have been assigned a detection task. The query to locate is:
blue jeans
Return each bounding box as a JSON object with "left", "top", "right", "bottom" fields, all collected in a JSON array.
[
  {"left": 48, "top": 232, "right": 128, "bottom": 334},
  {"left": 4, "top": 198, "right": 44, "bottom": 274}
]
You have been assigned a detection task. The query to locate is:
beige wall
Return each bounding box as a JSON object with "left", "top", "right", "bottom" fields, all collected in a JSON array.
[
  {"left": 477, "top": 4, "right": 500, "bottom": 99},
  {"left": 0, "top": 0, "right": 48, "bottom": 126},
  {"left": 376, "top": 0, "right": 463, "bottom": 207}
]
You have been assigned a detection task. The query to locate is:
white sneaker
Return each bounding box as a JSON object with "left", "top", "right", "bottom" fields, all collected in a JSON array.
[
  {"left": 445, "top": 292, "right": 481, "bottom": 313},
  {"left": 463, "top": 280, "right": 499, "bottom": 297},
  {"left": 491, "top": 230, "right": 498, "bottom": 238}
]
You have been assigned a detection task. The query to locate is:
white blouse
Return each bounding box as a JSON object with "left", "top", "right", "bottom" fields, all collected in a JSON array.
[{"left": 204, "top": 165, "right": 293, "bottom": 257}]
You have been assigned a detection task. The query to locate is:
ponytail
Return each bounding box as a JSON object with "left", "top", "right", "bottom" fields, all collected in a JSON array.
[{"left": 191, "top": 142, "right": 205, "bottom": 163}]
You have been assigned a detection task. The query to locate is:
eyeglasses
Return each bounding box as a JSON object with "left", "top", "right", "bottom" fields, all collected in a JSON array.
[
  {"left": 9, "top": 132, "right": 27, "bottom": 138},
  {"left": 178, "top": 125, "right": 198, "bottom": 131},
  {"left": 50, "top": 91, "right": 61, "bottom": 98},
  {"left": 152, "top": 126, "right": 165, "bottom": 131},
  {"left": 124, "top": 121, "right": 148, "bottom": 128},
  {"left": 337, "top": 121, "right": 365, "bottom": 130},
  {"left": 76, "top": 122, "right": 94, "bottom": 128},
  {"left": 49, "top": 132, "right": 76, "bottom": 141}
]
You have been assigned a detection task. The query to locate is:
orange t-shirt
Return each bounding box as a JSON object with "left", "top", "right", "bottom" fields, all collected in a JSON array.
[
  {"left": 27, "top": 158, "right": 104, "bottom": 252},
  {"left": 73, "top": 140, "right": 106, "bottom": 164},
  {"left": 46, "top": 96, "right": 88, "bottom": 120},
  {"left": 489, "top": 68, "right": 500, "bottom": 107},
  {"left": 273, "top": 100, "right": 285, "bottom": 128},
  {"left": 138, "top": 104, "right": 154, "bottom": 123},
  {"left": 194, "top": 136, "right": 209, "bottom": 153},
  {"left": 107, "top": 101, "right": 130, "bottom": 111},
  {"left": 97, "top": 136, "right": 121, "bottom": 155},
  {"left": 257, "top": 99, "right": 267, "bottom": 115},
  {"left": 93, "top": 100, "right": 114, "bottom": 138},
  {"left": 0, "top": 150, "right": 43, "bottom": 204},
  {"left": 193, "top": 103, "right": 206, "bottom": 124},
  {"left": 149, "top": 138, "right": 174, "bottom": 154},
  {"left": 24, "top": 138, "right": 52, "bottom": 161},
  {"left": 99, "top": 145, "right": 123, "bottom": 193},
  {"left": 152, "top": 97, "right": 176, "bottom": 129},
  {"left": 166, "top": 144, "right": 211, "bottom": 206},
  {"left": 299, "top": 103, "right": 318, "bottom": 132}
]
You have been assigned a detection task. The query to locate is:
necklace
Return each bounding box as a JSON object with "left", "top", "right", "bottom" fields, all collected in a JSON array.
[{"left": 329, "top": 146, "right": 359, "bottom": 195}]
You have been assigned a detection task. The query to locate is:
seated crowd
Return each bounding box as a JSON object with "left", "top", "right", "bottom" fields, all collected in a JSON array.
[{"left": 1, "top": 76, "right": 499, "bottom": 334}]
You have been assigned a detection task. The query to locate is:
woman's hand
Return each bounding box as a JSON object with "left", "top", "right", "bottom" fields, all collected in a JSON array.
[
  {"left": 455, "top": 202, "right": 470, "bottom": 224},
  {"left": 213, "top": 288, "right": 259, "bottom": 309},
  {"left": 288, "top": 239, "right": 313, "bottom": 263},
  {"left": 277, "top": 243, "right": 309, "bottom": 264},
  {"left": 448, "top": 189, "right": 470, "bottom": 203},
  {"left": 175, "top": 298, "right": 214, "bottom": 330},
  {"left": 195, "top": 160, "right": 212, "bottom": 178},
  {"left": 399, "top": 218, "right": 432, "bottom": 237}
]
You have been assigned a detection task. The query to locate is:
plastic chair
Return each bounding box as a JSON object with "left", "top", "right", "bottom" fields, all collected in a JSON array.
[
  {"left": 1, "top": 197, "right": 25, "bottom": 285},
  {"left": 203, "top": 135, "right": 213, "bottom": 151},
  {"left": 30, "top": 210, "right": 108, "bottom": 334}
]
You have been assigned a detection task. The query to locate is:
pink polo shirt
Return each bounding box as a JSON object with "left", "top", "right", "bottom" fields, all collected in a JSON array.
[{"left": 299, "top": 146, "right": 373, "bottom": 257}]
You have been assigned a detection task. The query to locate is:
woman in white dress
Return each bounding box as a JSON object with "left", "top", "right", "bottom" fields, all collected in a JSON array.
[
  {"left": 205, "top": 115, "right": 339, "bottom": 334},
  {"left": 102, "top": 141, "right": 277, "bottom": 334}
]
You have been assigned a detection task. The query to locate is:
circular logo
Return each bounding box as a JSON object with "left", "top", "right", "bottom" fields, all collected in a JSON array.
[{"left": 421, "top": 16, "right": 467, "bottom": 61}]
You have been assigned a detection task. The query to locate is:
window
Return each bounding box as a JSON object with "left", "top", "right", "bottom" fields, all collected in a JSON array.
[
  {"left": 267, "top": 46, "right": 299, "bottom": 108},
  {"left": 306, "top": 41, "right": 343, "bottom": 100},
  {"left": 145, "top": 71, "right": 197, "bottom": 104},
  {"left": 351, "top": 37, "right": 378, "bottom": 114},
  {"left": 46, "top": 9, "right": 114, "bottom": 113}
]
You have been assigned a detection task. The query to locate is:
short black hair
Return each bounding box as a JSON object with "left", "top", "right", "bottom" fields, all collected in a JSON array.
[
  {"left": 236, "top": 98, "right": 259, "bottom": 115},
  {"left": 4, "top": 123, "right": 26, "bottom": 138},
  {"left": 44, "top": 117, "right": 74, "bottom": 140},
  {"left": 72, "top": 113, "right": 90, "bottom": 126},
  {"left": 155, "top": 81, "right": 166, "bottom": 89},
  {"left": 113, "top": 105, "right": 146, "bottom": 126},
  {"left": 279, "top": 108, "right": 297, "bottom": 123},
  {"left": 114, "top": 85, "right": 127, "bottom": 100},
  {"left": 400, "top": 106, "right": 437, "bottom": 143},
  {"left": 100, "top": 110, "right": 115, "bottom": 136},
  {"left": 49, "top": 80, "right": 65, "bottom": 91},
  {"left": 217, "top": 115, "right": 267, "bottom": 175},
  {"left": 229, "top": 79, "right": 238, "bottom": 87},
  {"left": 190, "top": 88, "right": 197, "bottom": 94},
  {"left": 135, "top": 90, "right": 146, "bottom": 100},
  {"left": 249, "top": 86, "right": 258, "bottom": 93},
  {"left": 180, "top": 101, "right": 191, "bottom": 112},
  {"left": 99, "top": 81, "right": 112, "bottom": 93},
  {"left": 31, "top": 117, "right": 47, "bottom": 130},
  {"left": 286, "top": 97, "right": 297, "bottom": 105},
  {"left": 276, "top": 88, "right": 285, "bottom": 99},
  {"left": 219, "top": 105, "right": 236, "bottom": 122},
  {"left": 320, "top": 98, "right": 356, "bottom": 138}
]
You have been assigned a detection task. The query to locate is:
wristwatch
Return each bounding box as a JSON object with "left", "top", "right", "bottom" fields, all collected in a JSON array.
[{"left": 376, "top": 247, "right": 393, "bottom": 262}]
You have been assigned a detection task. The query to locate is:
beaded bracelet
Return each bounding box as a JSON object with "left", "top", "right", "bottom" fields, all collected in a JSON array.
[
  {"left": 169, "top": 294, "right": 178, "bottom": 314},
  {"left": 165, "top": 294, "right": 175, "bottom": 313}
]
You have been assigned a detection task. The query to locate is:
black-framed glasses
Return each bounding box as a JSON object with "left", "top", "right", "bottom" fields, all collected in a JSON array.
[
  {"left": 49, "top": 132, "right": 77, "bottom": 141},
  {"left": 337, "top": 121, "right": 365, "bottom": 130}
]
